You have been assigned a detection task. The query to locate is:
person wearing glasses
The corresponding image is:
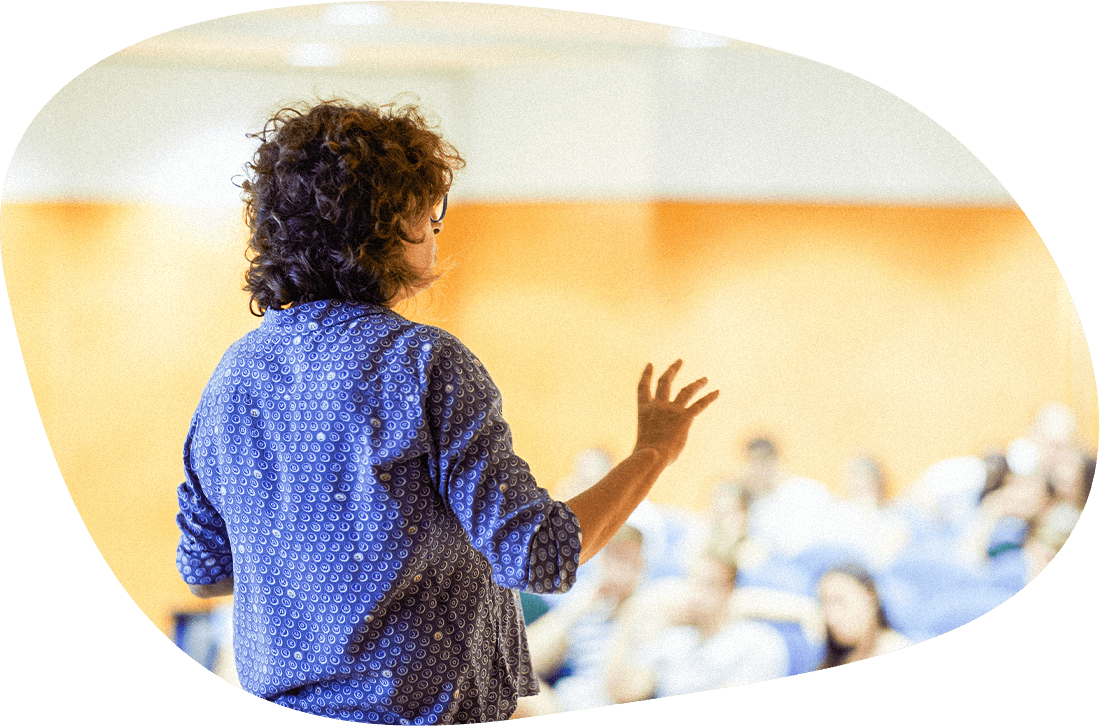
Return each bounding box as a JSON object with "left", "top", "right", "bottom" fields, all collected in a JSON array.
[{"left": 174, "top": 98, "right": 719, "bottom": 724}]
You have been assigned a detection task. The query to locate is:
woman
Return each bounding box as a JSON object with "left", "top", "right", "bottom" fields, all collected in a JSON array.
[
  {"left": 817, "top": 565, "right": 910, "bottom": 669},
  {"left": 174, "top": 99, "right": 718, "bottom": 724}
]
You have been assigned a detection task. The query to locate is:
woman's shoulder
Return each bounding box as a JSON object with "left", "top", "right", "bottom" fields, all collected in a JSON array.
[
  {"left": 342, "top": 307, "right": 474, "bottom": 366},
  {"left": 873, "top": 628, "right": 914, "bottom": 657},
  {"left": 406, "top": 323, "right": 492, "bottom": 377}
]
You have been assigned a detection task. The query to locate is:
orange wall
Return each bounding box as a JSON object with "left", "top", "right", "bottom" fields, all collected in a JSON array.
[{"left": 2, "top": 200, "right": 1095, "bottom": 634}]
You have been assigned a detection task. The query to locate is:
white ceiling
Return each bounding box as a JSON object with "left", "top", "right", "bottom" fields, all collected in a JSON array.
[{"left": 107, "top": 2, "right": 769, "bottom": 74}]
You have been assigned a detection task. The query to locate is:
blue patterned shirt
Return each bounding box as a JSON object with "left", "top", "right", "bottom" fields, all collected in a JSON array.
[{"left": 176, "top": 300, "right": 581, "bottom": 723}]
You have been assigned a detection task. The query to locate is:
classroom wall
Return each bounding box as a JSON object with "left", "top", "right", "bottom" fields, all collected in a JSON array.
[
  {"left": 3, "top": 198, "right": 1093, "bottom": 633},
  {"left": 4, "top": 47, "right": 1011, "bottom": 206}
]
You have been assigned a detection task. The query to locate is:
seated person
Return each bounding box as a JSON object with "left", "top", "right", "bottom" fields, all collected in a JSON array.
[
  {"left": 604, "top": 552, "right": 792, "bottom": 703},
  {"left": 826, "top": 455, "right": 911, "bottom": 570},
  {"left": 955, "top": 454, "right": 1055, "bottom": 570},
  {"left": 817, "top": 565, "right": 911, "bottom": 669},
  {"left": 514, "top": 526, "right": 646, "bottom": 715}
]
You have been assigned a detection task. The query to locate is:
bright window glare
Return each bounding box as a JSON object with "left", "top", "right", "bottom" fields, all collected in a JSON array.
[
  {"left": 325, "top": 3, "right": 390, "bottom": 26},
  {"left": 288, "top": 42, "right": 341, "bottom": 67},
  {"left": 669, "top": 27, "right": 732, "bottom": 48}
]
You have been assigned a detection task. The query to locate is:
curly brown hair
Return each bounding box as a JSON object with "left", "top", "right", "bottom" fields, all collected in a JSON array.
[{"left": 241, "top": 98, "right": 464, "bottom": 314}]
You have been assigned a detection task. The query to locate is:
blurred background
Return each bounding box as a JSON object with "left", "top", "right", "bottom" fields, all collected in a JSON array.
[{"left": 1, "top": 0, "right": 1095, "bottom": 705}]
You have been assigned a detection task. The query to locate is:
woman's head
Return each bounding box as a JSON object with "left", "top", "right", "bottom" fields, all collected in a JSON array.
[
  {"left": 818, "top": 565, "right": 890, "bottom": 667},
  {"left": 685, "top": 554, "right": 738, "bottom": 620},
  {"left": 241, "top": 98, "right": 464, "bottom": 314}
]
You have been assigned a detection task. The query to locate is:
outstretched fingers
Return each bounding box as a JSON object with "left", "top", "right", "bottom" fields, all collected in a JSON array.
[
  {"left": 687, "top": 389, "right": 721, "bottom": 416},
  {"left": 640, "top": 360, "right": 718, "bottom": 414},
  {"left": 654, "top": 359, "right": 683, "bottom": 401},
  {"left": 673, "top": 376, "right": 710, "bottom": 406},
  {"left": 637, "top": 363, "right": 655, "bottom": 404}
]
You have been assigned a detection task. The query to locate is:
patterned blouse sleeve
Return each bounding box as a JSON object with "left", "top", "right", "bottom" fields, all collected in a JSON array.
[
  {"left": 175, "top": 418, "right": 234, "bottom": 586},
  {"left": 425, "top": 332, "right": 580, "bottom": 594}
]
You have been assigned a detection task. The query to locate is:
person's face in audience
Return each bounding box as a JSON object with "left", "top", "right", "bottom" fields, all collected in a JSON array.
[
  {"left": 819, "top": 572, "right": 878, "bottom": 647},
  {"left": 681, "top": 557, "right": 736, "bottom": 634}
]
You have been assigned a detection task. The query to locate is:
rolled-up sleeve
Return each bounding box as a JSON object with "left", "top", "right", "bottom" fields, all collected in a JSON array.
[
  {"left": 175, "top": 421, "right": 233, "bottom": 586},
  {"left": 426, "top": 333, "right": 580, "bottom": 594}
]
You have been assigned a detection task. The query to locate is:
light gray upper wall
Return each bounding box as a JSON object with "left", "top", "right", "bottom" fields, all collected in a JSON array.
[
  {"left": 3, "top": 63, "right": 460, "bottom": 206},
  {"left": 3, "top": 47, "right": 1013, "bottom": 206},
  {"left": 648, "top": 48, "right": 1010, "bottom": 203}
]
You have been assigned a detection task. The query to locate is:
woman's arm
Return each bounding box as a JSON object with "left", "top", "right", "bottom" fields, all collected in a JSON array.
[
  {"left": 567, "top": 361, "right": 719, "bottom": 564},
  {"left": 566, "top": 450, "right": 664, "bottom": 566}
]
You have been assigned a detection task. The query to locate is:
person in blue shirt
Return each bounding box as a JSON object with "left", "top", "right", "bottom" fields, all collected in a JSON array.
[{"left": 175, "top": 98, "right": 719, "bottom": 724}]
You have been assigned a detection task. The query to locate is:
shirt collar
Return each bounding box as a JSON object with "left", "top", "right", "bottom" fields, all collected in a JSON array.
[{"left": 262, "top": 300, "right": 393, "bottom": 330}]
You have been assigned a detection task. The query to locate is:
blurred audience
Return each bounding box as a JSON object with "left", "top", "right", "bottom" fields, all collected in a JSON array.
[
  {"left": 826, "top": 455, "right": 911, "bottom": 569},
  {"left": 1022, "top": 423, "right": 1094, "bottom": 575},
  {"left": 669, "top": 477, "right": 754, "bottom": 573},
  {"left": 894, "top": 452, "right": 988, "bottom": 534},
  {"left": 179, "top": 403, "right": 1092, "bottom": 714},
  {"left": 604, "top": 553, "right": 791, "bottom": 702},
  {"left": 955, "top": 453, "right": 1054, "bottom": 569}
]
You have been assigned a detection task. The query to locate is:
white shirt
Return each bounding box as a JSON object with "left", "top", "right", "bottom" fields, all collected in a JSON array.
[
  {"left": 641, "top": 620, "right": 790, "bottom": 697},
  {"left": 748, "top": 476, "right": 836, "bottom": 558}
]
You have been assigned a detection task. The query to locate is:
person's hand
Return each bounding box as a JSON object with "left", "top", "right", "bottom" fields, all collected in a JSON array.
[{"left": 633, "top": 360, "right": 719, "bottom": 466}]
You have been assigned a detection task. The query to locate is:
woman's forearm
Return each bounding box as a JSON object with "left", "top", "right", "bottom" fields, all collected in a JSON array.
[
  {"left": 566, "top": 361, "right": 718, "bottom": 565},
  {"left": 566, "top": 448, "right": 666, "bottom": 565}
]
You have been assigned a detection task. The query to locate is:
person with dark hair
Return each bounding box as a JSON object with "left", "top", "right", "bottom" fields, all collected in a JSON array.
[
  {"left": 816, "top": 565, "right": 910, "bottom": 669},
  {"left": 737, "top": 435, "right": 836, "bottom": 561},
  {"left": 174, "top": 98, "right": 719, "bottom": 724},
  {"left": 240, "top": 99, "right": 459, "bottom": 313},
  {"left": 958, "top": 452, "right": 1055, "bottom": 569}
]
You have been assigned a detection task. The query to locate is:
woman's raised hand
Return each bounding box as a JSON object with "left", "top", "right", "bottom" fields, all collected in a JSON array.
[{"left": 634, "top": 360, "right": 720, "bottom": 466}]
